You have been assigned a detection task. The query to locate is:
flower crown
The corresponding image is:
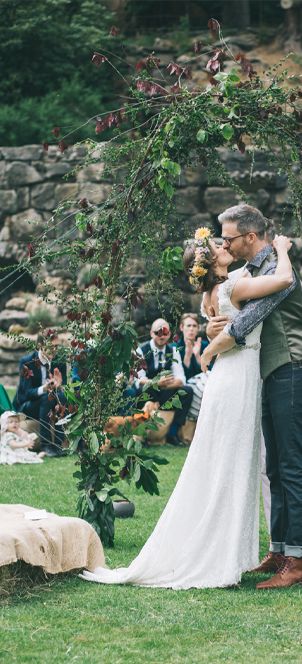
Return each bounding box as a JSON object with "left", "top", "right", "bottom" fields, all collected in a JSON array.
[{"left": 189, "top": 227, "right": 212, "bottom": 288}]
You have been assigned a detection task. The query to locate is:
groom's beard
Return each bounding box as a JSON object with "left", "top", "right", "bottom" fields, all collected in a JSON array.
[{"left": 229, "top": 241, "right": 250, "bottom": 261}]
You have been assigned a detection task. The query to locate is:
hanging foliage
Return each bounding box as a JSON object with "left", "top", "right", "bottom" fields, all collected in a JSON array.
[{"left": 6, "top": 20, "right": 302, "bottom": 545}]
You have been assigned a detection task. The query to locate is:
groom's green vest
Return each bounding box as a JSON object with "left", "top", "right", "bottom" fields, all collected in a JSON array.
[{"left": 253, "top": 251, "right": 302, "bottom": 380}]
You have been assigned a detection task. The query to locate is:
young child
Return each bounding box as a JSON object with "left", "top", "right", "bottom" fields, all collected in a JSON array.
[{"left": 0, "top": 411, "right": 45, "bottom": 464}]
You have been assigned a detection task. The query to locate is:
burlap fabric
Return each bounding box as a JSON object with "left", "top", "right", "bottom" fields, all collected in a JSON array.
[{"left": 0, "top": 504, "right": 105, "bottom": 573}]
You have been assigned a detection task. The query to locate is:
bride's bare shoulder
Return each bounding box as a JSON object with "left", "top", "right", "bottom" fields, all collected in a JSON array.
[{"left": 202, "top": 291, "right": 211, "bottom": 315}]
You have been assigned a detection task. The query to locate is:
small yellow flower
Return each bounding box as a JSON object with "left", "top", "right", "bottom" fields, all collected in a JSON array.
[
  {"left": 195, "top": 227, "right": 211, "bottom": 241},
  {"left": 191, "top": 265, "right": 208, "bottom": 278}
]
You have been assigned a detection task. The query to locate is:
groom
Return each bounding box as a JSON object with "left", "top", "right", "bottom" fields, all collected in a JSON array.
[{"left": 205, "top": 203, "right": 302, "bottom": 589}]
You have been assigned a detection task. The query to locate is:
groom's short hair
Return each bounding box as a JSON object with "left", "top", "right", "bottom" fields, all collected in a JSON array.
[{"left": 218, "top": 203, "right": 270, "bottom": 239}]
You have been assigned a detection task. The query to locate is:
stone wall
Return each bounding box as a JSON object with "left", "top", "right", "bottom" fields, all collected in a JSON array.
[{"left": 0, "top": 143, "right": 301, "bottom": 386}]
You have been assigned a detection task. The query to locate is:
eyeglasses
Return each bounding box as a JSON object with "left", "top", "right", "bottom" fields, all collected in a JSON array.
[
  {"left": 221, "top": 233, "right": 248, "bottom": 245},
  {"left": 154, "top": 329, "right": 170, "bottom": 336}
]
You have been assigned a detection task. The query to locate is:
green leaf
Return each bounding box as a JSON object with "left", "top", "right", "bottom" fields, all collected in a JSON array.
[
  {"left": 214, "top": 72, "right": 228, "bottom": 83},
  {"left": 133, "top": 462, "right": 141, "bottom": 482},
  {"left": 88, "top": 431, "right": 99, "bottom": 454},
  {"left": 196, "top": 129, "right": 207, "bottom": 143},
  {"left": 221, "top": 124, "right": 234, "bottom": 140},
  {"left": 160, "top": 158, "right": 181, "bottom": 176},
  {"left": 228, "top": 69, "right": 241, "bottom": 83},
  {"left": 171, "top": 394, "right": 182, "bottom": 409},
  {"left": 95, "top": 489, "right": 108, "bottom": 502},
  {"left": 161, "top": 245, "right": 184, "bottom": 275}
]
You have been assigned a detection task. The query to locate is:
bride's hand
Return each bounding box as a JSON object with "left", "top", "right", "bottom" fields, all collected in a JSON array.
[
  {"left": 200, "top": 350, "right": 212, "bottom": 373},
  {"left": 272, "top": 235, "right": 292, "bottom": 253}
]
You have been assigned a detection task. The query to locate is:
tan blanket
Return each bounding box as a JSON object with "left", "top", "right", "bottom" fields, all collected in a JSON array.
[{"left": 0, "top": 504, "right": 105, "bottom": 574}]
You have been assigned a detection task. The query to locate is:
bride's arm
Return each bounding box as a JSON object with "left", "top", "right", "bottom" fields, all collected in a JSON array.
[
  {"left": 232, "top": 236, "right": 293, "bottom": 303},
  {"left": 200, "top": 331, "right": 235, "bottom": 371}
]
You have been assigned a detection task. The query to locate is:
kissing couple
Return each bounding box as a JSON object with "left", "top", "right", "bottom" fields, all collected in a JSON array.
[{"left": 81, "top": 203, "right": 302, "bottom": 590}]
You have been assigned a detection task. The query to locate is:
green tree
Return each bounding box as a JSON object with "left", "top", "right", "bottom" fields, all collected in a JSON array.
[{"left": 0, "top": 0, "right": 122, "bottom": 144}]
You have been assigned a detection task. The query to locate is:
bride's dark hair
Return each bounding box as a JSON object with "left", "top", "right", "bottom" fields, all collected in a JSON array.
[{"left": 183, "top": 243, "right": 227, "bottom": 294}]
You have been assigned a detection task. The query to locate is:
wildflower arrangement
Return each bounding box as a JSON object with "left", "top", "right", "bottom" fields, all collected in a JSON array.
[{"left": 189, "top": 227, "right": 212, "bottom": 288}]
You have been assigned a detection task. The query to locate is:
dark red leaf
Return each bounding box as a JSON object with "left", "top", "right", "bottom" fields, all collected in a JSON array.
[
  {"left": 107, "top": 112, "right": 119, "bottom": 128},
  {"left": 136, "top": 55, "right": 161, "bottom": 72},
  {"left": 136, "top": 80, "right": 166, "bottom": 97},
  {"left": 183, "top": 67, "right": 192, "bottom": 80},
  {"left": 92, "top": 52, "right": 107, "bottom": 66},
  {"left": 237, "top": 136, "right": 246, "bottom": 154},
  {"left": 207, "top": 74, "right": 219, "bottom": 86},
  {"left": 119, "top": 465, "right": 130, "bottom": 479},
  {"left": 58, "top": 140, "right": 68, "bottom": 153},
  {"left": 101, "top": 311, "right": 112, "bottom": 325},
  {"left": 167, "top": 62, "right": 184, "bottom": 77},
  {"left": 235, "top": 53, "right": 256, "bottom": 78},
  {"left": 79, "top": 197, "right": 89, "bottom": 209},
  {"left": 43, "top": 142, "right": 49, "bottom": 151},
  {"left": 95, "top": 120, "right": 106, "bottom": 134},
  {"left": 206, "top": 49, "right": 226, "bottom": 74},
  {"left": 109, "top": 26, "right": 120, "bottom": 37},
  {"left": 27, "top": 242, "right": 35, "bottom": 258},
  {"left": 128, "top": 289, "right": 143, "bottom": 308},
  {"left": 111, "top": 239, "right": 121, "bottom": 256},
  {"left": 208, "top": 18, "right": 220, "bottom": 33},
  {"left": 99, "top": 355, "right": 107, "bottom": 366},
  {"left": 93, "top": 276, "right": 103, "bottom": 288},
  {"left": 46, "top": 328, "right": 57, "bottom": 339},
  {"left": 51, "top": 127, "right": 61, "bottom": 137},
  {"left": 67, "top": 311, "right": 81, "bottom": 321},
  {"left": 55, "top": 404, "right": 66, "bottom": 417},
  {"left": 86, "top": 222, "right": 93, "bottom": 236},
  {"left": 193, "top": 41, "right": 202, "bottom": 54},
  {"left": 78, "top": 368, "right": 89, "bottom": 381},
  {"left": 170, "top": 83, "right": 182, "bottom": 94}
]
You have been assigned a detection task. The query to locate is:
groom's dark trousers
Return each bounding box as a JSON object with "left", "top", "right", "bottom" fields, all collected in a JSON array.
[{"left": 262, "top": 361, "right": 302, "bottom": 555}]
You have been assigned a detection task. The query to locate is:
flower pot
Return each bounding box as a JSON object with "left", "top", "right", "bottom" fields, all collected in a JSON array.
[{"left": 113, "top": 500, "right": 135, "bottom": 519}]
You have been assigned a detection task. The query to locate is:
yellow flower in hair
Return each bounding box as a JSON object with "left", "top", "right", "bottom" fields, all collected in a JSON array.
[
  {"left": 195, "top": 227, "right": 211, "bottom": 241},
  {"left": 191, "top": 265, "right": 208, "bottom": 278}
]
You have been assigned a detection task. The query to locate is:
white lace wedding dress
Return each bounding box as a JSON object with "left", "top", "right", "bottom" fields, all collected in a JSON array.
[{"left": 82, "top": 277, "right": 262, "bottom": 589}]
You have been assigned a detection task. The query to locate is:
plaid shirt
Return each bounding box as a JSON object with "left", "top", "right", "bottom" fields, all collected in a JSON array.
[{"left": 226, "top": 245, "right": 296, "bottom": 344}]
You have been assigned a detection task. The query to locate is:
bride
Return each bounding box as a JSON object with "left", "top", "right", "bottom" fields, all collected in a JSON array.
[{"left": 81, "top": 228, "right": 292, "bottom": 589}]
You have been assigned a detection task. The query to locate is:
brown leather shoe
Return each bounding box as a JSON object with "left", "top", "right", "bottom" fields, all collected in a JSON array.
[
  {"left": 256, "top": 556, "right": 302, "bottom": 589},
  {"left": 249, "top": 552, "right": 285, "bottom": 574}
]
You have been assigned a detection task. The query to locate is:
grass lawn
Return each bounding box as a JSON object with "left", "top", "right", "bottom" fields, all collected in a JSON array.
[{"left": 0, "top": 447, "right": 301, "bottom": 664}]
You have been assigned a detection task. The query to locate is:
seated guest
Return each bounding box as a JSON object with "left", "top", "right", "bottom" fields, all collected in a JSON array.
[
  {"left": 176, "top": 313, "right": 210, "bottom": 421},
  {"left": 135, "top": 318, "right": 193, "bottom": 446},
  {"left": 0, "top": 411, "right": 45, "bottom": 464},
  {"left": 13, "top": 331, "right": 67, "bottom": 457}
]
